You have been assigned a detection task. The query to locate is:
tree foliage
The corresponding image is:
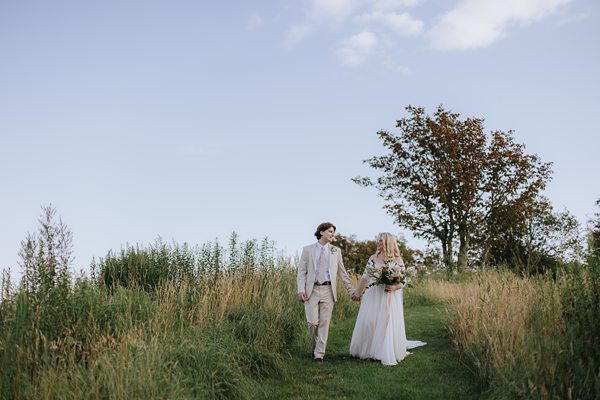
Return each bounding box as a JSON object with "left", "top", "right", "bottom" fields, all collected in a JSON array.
[
  {"left": 354, "top": 105, "right": 553, "bottom": 271},
  {"left": 487, "top": 197, "right": 583, "bottom": 274},
  {"left": 590, "top": 198, "right": 600, "bottom": 257},
  {"left": 331, "top": 233, "right": 416, "bottom": 275}
]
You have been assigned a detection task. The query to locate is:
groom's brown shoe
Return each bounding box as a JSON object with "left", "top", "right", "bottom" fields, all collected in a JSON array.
[{"left": 313, "top": 357, "right": 323, "bottom": 362}]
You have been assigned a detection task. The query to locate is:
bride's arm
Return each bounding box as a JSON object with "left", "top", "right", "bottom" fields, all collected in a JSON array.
[
  {"left": 351, "top": 256, "right": 372, "bottom": 300},
  {"left": 384, "top": 283, "right": 404, "bottom": 292},
  {"left": 385, "top": 256, "right": 405, "bottom": 292},
  {"left": 395, "top": 255, "right": 405, "bottom": 267},
  {"left": 356, "top": 276, "right": 369, "bottom": 294},
  {"left": 352, "top": 276, "right": 369, "bottom": 300}
]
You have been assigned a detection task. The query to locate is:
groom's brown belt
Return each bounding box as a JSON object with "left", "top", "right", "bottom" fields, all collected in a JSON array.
[{"left": 314, "top": 281, "right": 331, "bottom": 286}]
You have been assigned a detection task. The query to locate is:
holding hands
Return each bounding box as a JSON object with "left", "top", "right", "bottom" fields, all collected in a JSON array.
[{"left": 352, "top": 282, "right": 403, "bottom": 301}]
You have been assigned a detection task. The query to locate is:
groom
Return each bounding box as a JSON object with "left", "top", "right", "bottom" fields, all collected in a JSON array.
[{"left": 297, "top": 222, "right": 356, "bottom": 361}]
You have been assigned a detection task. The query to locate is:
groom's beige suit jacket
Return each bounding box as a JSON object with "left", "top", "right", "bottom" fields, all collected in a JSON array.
[{"left": 297, "top": 244, "right": 355, "bottom": 302}]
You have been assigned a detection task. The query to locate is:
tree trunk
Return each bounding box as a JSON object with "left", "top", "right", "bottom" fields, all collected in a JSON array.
[
  {"left": 457, "top": 233, "right": 469, "bottom": 272},
  {"left": 442, "top": 239, "right": 454, "bottom": 271},
  {"left": 481, "top": 245, "right": 491, "bottom": 268}
]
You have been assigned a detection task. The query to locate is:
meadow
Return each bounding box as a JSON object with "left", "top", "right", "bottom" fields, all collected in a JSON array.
[
  {"left": 0, "top": 236, "right": 598, "bottom": 399},
  {"left": 422, "top": 259, "right": 600, "bottom": 400}
]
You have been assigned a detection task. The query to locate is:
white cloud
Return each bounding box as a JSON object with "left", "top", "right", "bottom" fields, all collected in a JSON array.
[
  {"left": 307, "top": 0, "right": 364, "bottom": 23},
  {"left": 336, "top": 31, "right": 378, "bottom": 66},
  {"left": 428, "top": 0, "right": 573, "bottom": 50},
  {"left": 372, "top": 0, "right": 424, "bottom": 11},
  {"left": 355, "top": 11, "right": 423, "bottom": 36},
  {"left": 247, "top": 12, "right": 263, "bottom": 32},
  {"left": 285, "top": 0, "right": 363, "bottom": 47},
  {"left": 285, "top": 0, "right": 424, "bottom": 65},
  {"left": 284, "top": 0, "right": 574, "bottom": 65}
]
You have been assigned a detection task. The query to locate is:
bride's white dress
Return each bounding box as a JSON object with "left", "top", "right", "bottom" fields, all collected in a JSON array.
[{"left": 349, "top": 259, "right": 426, "bottom": 366}]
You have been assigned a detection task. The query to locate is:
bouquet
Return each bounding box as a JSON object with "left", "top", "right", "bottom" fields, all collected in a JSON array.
[{"left": 365, "top": 257, "right": 409, "bottom": 288}]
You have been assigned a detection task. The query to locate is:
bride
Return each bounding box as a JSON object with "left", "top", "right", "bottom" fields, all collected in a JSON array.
[{"left": 349, "top": 232, "right": 425, "bottom": 366}]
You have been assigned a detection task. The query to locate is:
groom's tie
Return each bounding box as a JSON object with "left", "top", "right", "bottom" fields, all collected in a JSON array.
[{"left": 318, "top": 245, "right": 327, "bottom": 283}]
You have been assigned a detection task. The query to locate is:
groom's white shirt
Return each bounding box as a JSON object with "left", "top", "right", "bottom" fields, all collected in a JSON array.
[
  {"left": 314, "top": 242, "right": 331, "bottom": 282},
  {"left": 297, "top": 242, "right": 354, "bottom": 301}
]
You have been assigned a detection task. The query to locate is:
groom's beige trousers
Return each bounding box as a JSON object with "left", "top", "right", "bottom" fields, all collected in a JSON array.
[{"left": 305, "top": 285, "right": 334, "bottom": 359}]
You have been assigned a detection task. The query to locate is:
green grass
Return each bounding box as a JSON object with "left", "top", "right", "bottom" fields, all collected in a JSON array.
[{"left": 258, "top": 300, "right": 485, "bottom": 400}]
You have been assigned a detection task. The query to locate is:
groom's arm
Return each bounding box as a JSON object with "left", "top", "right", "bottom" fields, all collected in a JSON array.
[
  {"left": 297, "top": 247, "right": 308, "bottom": 302},
  {"left": 336, "top": 250, "right": 356, "bottom": 296}
]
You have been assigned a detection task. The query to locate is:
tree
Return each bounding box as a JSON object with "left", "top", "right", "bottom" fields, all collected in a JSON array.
[
  {"left": 487, "top": 197, "right": 583, "bottom": 273},
  {"left": 331, "top": 233, "right": 416, "bottom": 275},
  {"left": 522, "top": 202, "right": 583, "bottom": 268},
  {"left": 331, "top": 235, "right": 376, "bottom": 275},
  {"left": 354, "top": 105, "right": 552, "bottom": 271},
  {"left": 590, "top": 198, "right": 600, "bottom": 257}
]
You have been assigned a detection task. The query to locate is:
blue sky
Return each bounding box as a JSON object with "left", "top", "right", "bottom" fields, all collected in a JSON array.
[{"left": 1, "top": 0, "right": 598, "bottom": 279}]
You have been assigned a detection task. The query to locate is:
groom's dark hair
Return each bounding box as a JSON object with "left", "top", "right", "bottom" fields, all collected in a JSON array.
[{"left": 315, "top": 222, "right": 336, "bottom": 239}]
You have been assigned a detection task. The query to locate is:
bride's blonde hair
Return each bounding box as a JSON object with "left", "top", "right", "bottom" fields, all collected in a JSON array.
[{"left": 375, "top": 232, "right": 401, "bottom": 259}]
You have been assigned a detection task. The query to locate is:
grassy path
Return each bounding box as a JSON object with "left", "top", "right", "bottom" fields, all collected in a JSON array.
[{"left": 258, "top": 301, "right": 484, "bottom": 400}]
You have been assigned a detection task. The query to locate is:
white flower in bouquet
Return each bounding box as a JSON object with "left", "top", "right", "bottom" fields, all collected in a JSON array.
[{"left": 365, "top": 257, "right": 408, "bottom": 288}]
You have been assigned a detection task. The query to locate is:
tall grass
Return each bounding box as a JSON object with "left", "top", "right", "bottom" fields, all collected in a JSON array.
[
  {"left": 92, "top": 234, "right": 281, "bottom": 291},
  {"left": 0, "top": 235, "right": 309, "bottom": 400},
  {"left": 423, "top": 260, "right": 600, "bottom": 399}
]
